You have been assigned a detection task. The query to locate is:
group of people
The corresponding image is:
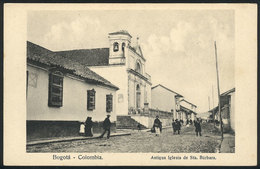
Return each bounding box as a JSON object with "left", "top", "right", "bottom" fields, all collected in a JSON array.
[
  {"left": 172, "top": 119, "right": 182, "bottom": 134},
  {"left": 152, "top": 116, "right": 202, "bottom": 137},
  {"left": 80, "top": 114, "right": 112, "bottom": 139},
  {"left": 81, "top": 114, "right": 202, "bottom": 139}
]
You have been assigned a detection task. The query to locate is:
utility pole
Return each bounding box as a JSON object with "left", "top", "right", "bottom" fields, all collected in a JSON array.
[
  {"left": 214, "top": 41, "right": 223, "bottom": 140},
  {"left": 208, "top": 96, "right": 211, "bottom": 111},
  {"left": 212, "top": 85, "right": 214, "bottom": 108},
  {"left": 212, "top": 85, "right": 215, "bottom": 127}
]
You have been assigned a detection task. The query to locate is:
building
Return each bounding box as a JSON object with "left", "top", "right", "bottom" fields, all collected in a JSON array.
[
  {"left": 151, "top": 84, "right": 183, "bottom": 126},
  {"left": 209, "top": 88, "right": 235, "bottom": 133},
  {"left": 26, "top": 41, "right": 119, "bottom": 140},
  {"left": 221, "top": 88, "right": 235, "bottom": 132},
  {"left": 55, "top": 30, "right": 153, "bottom": 128},
  {"left": 178, "top": 99, "right": 197, "bottom": 124}
]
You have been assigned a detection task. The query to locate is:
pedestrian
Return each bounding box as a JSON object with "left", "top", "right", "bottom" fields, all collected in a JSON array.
[
  {"left": 194, "top": 118, "right": 202, "bottom": 136},
  {"left": 180, "top": 119, "right": 184, "bottom": 126},
  {"left": 84, "top": 117, "right": 93, "bottom": 137},
  {"left": 186, "top": 119, "right": 189, "bottom": 126},
  {"left": 153, "top": 115, "right": 162, "bottom": 136},
  {"left": 99, "top": 114, "right": 111, "bottom": 139},
  {"left": 175, "top": 119, "right": 181, "bottom": 135},
  {"left": 137, "top": 123, "right": 141, "bottom": 132},
  {"left": 172, "top": 119, "right": 176, "bottom": 134},
  {"left": 79, "top": 122, "right": 85, "bottom": 136}
]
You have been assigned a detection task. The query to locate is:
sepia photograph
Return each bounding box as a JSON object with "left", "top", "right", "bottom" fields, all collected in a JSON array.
[
  {"left": 26, "top": 9, "right": 235, "bottom": 154},
  {"left": 3, "top": 3, "right": 257, "bottom": 166}
]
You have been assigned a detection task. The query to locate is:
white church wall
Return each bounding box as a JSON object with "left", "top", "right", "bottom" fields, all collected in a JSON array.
[
  {"left": 151, "top": 86, "right": 176, "bottom": 112},
  {"left": 89, "top": 66, "right": 128, "bottom": 116}
]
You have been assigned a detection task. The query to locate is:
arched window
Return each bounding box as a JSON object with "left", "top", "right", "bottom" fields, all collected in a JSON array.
[
  {"left": 135, "top": 61, "right": 142, "bottom": 74},
  {"left": 136, "top": 84, "right": 141, "bottom": 109},
  {"left": 113, "top": 42, "right": 119, "bottom": 52},
  {"left": 122, "top": 42, "right": 125, "bottom": 52}
]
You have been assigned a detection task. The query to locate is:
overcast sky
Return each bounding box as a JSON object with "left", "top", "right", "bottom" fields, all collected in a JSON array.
[{"left": 27, "top": 9, "right": 235, "bottom": 113}]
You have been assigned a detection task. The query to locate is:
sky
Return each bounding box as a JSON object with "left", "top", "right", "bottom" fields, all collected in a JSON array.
[{"left": 27, "top": 9, "right": 235, "bottom": 113}]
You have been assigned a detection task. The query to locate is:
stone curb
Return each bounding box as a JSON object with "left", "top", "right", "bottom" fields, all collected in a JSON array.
[{"left": 27, "top": 133, "right": 131, "bottom": 146}]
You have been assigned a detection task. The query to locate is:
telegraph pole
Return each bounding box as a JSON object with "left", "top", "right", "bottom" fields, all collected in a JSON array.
[
  {"left": 212, "top": 85, "right": 214, "bottom": 108},
  {"left": 214, "top": 41, "right": 223, "bottom": 140},
  {"left": 208, "top": 96, "right": 210, "bottom": 111},
  {"left": 212, "top": 85, "right": 215, "bottom": 127}
]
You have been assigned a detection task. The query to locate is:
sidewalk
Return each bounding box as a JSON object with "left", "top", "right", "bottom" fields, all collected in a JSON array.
[
  {"left": 220, "top": 133, "right": 235, "bottom": 153},
  {"left": 27, "top": 132, "right": 131, "bottom": 146}
]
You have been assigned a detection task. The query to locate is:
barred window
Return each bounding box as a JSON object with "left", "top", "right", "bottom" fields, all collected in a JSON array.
[
  {"left": 106, "top": 94, "right": 113, "bottom": 112},
  {"left": 87, "top": 89, "right": 96, "bottom": 110},
  {"left": 48, "top": 71, "right": 63, "bottom": 107}
]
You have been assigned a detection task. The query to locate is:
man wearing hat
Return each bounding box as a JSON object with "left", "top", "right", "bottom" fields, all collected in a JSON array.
[
  {"left": 99, "top": 114, "right": 111, "bottom": 139},
  {"left": 153, "top": 115, "right": 162, "bottom": 136}
]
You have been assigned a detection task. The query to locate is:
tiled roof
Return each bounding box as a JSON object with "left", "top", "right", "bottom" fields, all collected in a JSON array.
[
  {"left": 180, "top": 105, "right": 196, "bottom": 114},
  {"left": 27, "top": 41, "right": 119, "bottom": 90},
  {"left": 108, "top": 30, "right": 132, "bottom": 38},
  {"left": 182, "top": 99, "right": 197, "bottom": 107},
  {"left": 221, "top": 88, "right": 235, "bottom": 96},
  {"left": 55, "top": 48, "right": 109, "bottom": 66},
  {"left": 152, "top": 84, "right": 183, "bottom": 97}
]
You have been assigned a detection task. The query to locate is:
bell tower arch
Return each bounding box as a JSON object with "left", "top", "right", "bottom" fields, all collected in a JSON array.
[{"left": 108, "top": 30, "right": 132, "bottom": 65}]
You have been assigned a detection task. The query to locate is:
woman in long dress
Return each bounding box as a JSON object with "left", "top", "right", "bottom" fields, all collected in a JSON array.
[{"left": 84, "top": 117, "right": 93, "bottom": 137}]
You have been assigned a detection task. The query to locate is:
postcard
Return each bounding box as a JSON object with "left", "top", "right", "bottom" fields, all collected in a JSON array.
[{"left": 3, "top": 3, "right": 257, "bottom": 166}]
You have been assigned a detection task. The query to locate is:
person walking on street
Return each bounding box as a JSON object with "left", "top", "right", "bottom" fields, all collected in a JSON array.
[
  {"left": 194, "top": 118, "right": 202, "bottom": 136},
  {"left": 137, "top": 123, "right": 141, "bottom": 132},
  {"left": 172, "top": 119, "right": 175, "bottom": 134},
  {"left": 153, "top": 115, "right": 162, "bottom": 136},
  {"left": 99, "top": 114, "right": 111, "bottom": 139},
  {"left": 175, "top": 119, "right": 181, "bottom": 135},
  {"left": 84, "top": 117, "right": 93, "bottom": 137}
]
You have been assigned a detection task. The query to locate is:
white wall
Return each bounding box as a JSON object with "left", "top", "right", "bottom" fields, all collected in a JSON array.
[
  {"left": 151, "top": 86, "right": 176, "bottom": 112},
  {"left": 180, "top": 101, "right": 193, "bottom": 110},
  {"left": 146, "top": 83, "right": 152, "bottom": 107},
  {"left": 27, "top": 65, "right": 117, "bottom": 122},
  {"left": 230, "top": 92, "right": 235, "bottom": 131},
  {"left": 128, "top": 79, "right": 135, "bottom": 108},
  {"left": 89, "top": 66, "right": 128, "bottom": 116}
]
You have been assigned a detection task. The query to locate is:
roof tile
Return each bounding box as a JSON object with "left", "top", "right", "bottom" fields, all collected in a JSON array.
[{"left": 27, "top": 41, "right": 118, "bottom": 90}]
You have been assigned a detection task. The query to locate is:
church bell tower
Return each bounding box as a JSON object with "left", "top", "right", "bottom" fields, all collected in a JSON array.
[{"left": 108, "top": 30, "right": 132, "bottom": 65}]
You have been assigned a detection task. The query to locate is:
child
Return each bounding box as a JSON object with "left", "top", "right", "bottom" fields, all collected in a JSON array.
[{"left": 79, "top": 122, "right": 85, "bottom": 136}]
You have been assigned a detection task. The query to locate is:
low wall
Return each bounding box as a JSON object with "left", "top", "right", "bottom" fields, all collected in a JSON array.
[
  {"left": 27, "top": 120, "right": 116, "bottom": 141},
  {"left": 132, "top": 115, "right": 172, "bottom": 128}
]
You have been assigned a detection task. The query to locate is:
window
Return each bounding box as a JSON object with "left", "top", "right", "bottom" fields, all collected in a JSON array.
[
  {"left": 122, "top": 42, "right": 125, "bottom": 52},
  {"left": 87, "top": 89, "right": 96, "bottom": 110},
  {"left": 113, "top": 42, "right": 119, "bottom": 52},
  {"left": 136, "top": 84, "right": 141, "bottom": 109},
  {"left": 135, "top": 62, "right": 142, "bottom": 74},
  {"left": 106, "top": 94, "right": 113, "bottom": 112},
  {"left": 48, "top": 71, "right": 63, "bottom": 107}
]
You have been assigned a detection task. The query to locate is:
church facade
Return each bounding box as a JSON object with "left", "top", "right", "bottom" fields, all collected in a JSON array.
[{"left": 56, "top": 30, "right": 152, "bottom": 128}]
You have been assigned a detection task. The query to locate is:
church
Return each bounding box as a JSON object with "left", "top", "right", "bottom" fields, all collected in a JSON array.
[{"left": 56, "top": 30, "right": 153, "bottom": 128}]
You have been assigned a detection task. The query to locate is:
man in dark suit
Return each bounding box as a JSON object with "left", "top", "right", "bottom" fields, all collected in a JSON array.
[
  {"left": 99, "top": 114, "right": 111, "bottom": 139},
  {"left": 194, "top": 118, "right": 202, "bottom": 136}
]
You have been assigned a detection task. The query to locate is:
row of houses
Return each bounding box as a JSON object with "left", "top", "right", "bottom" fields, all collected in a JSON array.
[
  {"left": 27, "top": 30, "right": 197, "bottom": 140},
  {"left": 209, "top": 88, "right": 235, "bottom": 133}
]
